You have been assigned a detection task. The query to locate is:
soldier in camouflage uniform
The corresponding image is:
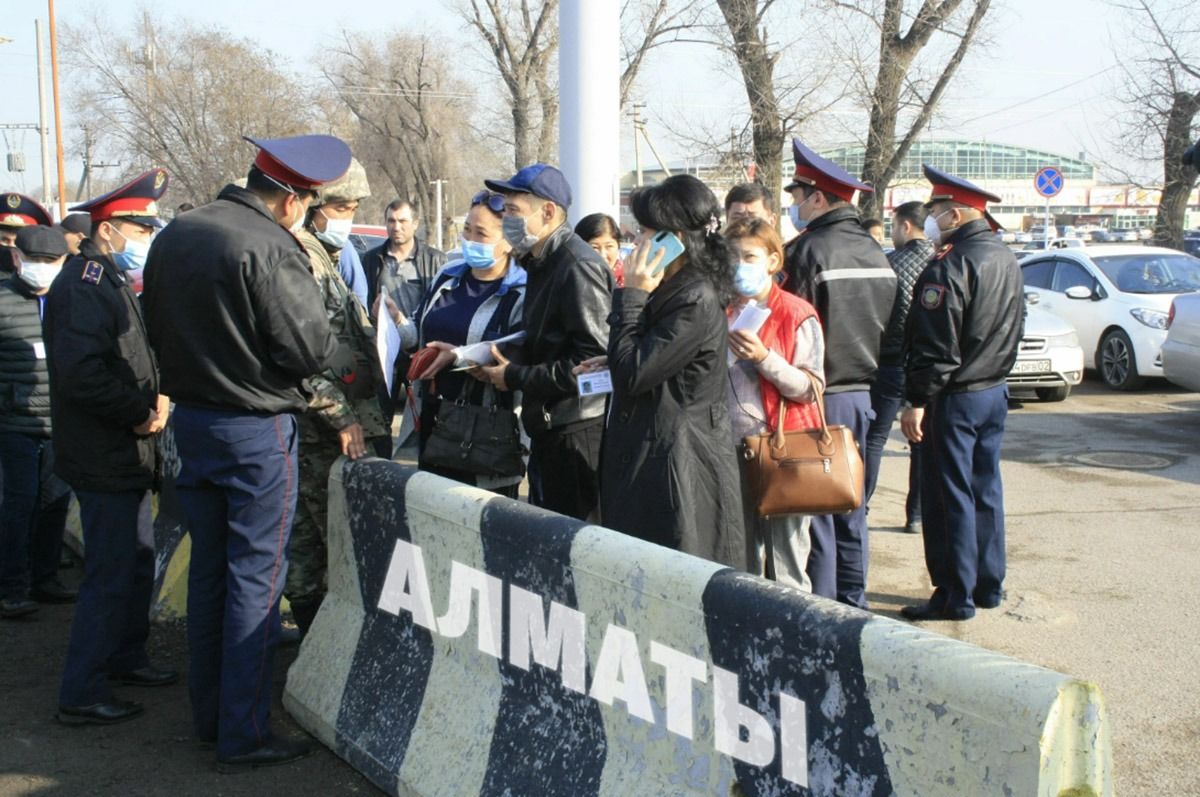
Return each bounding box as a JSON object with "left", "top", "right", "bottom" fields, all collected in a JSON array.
[{"left": 286, "top": 158, "right": 391, "bottom": 636}]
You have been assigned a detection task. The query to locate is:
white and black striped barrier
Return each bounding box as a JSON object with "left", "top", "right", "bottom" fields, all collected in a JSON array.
[{"left": 284, "top": 459, "right": 1112, "bottom": 796}]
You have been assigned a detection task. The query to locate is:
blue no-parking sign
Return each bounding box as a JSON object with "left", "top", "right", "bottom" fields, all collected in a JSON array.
[{"left": 1035, "top": 166, "right": 1064, "bottom": 198}]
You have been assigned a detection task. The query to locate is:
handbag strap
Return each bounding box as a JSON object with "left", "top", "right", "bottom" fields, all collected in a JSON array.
[{"left": 771, "top": 367, "right": 831, "bottom": 449}]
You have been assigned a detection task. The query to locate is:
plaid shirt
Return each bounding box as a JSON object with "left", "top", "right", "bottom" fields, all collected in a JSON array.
[{"left": 880, "top": 237, "right": 936, "bottom": 365}]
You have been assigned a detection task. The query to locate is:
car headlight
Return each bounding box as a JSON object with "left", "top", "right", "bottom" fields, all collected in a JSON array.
[
  {"left": 1130, "top": 308, "right": 1169, "bottom": 329},
  {"left": 1045, "top": 330, "right": 1079, "bottom": 348}
]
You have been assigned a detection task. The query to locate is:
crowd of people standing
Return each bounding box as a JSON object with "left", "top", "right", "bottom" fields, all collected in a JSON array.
[{"left": 0, "top": 130, "right": 1023, "bottom": 771}]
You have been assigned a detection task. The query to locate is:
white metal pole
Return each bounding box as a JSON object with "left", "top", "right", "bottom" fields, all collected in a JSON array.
[
  {"left": 35, "top": 19, "right": 53, "bottom": 211},
  {"left": 432, "top": 179, "right": 444, "bottom": 251},
  {"left": 559, "top": 0, "right": 620, "bottom": 225}
]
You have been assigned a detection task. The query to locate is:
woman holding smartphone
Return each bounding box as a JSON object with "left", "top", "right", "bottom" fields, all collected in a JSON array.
[
  {"left": 724, "top": 218, "right": 825, "bottom": 591},
  {"left": 583, "top": 174, "right": 744, "bottom": 567}
]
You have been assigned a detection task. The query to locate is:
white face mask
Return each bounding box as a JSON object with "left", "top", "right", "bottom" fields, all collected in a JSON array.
[
  {"left": 315, "top": 210, "right": 353, "bottom": 250},
  {"left": 18, "top": 260, "right": 61, "bottom": 290},
  {"left": 924, "top": 210, "right": 951, "bottom": 247}
]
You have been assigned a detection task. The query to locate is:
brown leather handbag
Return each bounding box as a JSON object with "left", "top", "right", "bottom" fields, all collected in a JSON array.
[{"left": 741, "top": 382, "right": 864, "bottom": 517}]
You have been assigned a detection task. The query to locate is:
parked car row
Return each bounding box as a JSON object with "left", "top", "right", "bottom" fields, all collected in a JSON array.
[{"left": 1019, "top": 246, "right": 1200, "bottom": 389}]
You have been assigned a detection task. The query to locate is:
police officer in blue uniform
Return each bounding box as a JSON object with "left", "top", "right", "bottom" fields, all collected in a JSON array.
[
  {"left": 45, "top": 169, "right": 178, "bottom": 725},
  {"left": 783, "top": 139, "right": 897, "bottom": 608},
  {"left": 1, "top": 193, "right": 55, "bottom": 274},
  {"left": 900, "top": 166, "right": 1024, "bottom": 622},
  {"left": 142, "top": 135, "right": 346, "bottom": 771}
]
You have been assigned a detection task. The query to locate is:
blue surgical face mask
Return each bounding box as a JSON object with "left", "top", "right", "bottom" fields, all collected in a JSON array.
[
  {"left": 734, "top": 260, "right": 771, "bottom": 297},
  {"left": 108, "top": 225, "right": 151, "bottom": 271},
  {"left": 502, "top": 214, "right": 540, "bottom": 256},
  {"left": 788, "top": 204, "right": 807, "bottom": 231},
  {"left": 461, "top": 236, "right": 497, "bottom": 269}
]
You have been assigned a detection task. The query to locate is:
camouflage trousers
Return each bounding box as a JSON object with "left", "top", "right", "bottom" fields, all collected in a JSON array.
[{"left": 285, "top": 418, "right": 387, "bottom": 605}]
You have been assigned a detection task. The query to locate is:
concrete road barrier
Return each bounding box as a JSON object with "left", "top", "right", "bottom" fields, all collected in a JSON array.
[{"left": 284, "top": 458, "right": 1112, "bottom": 797}]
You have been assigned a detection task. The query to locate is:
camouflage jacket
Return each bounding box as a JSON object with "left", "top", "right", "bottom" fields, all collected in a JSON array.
[{"left": 297, "top": 229, "right": 389, "bottom": 441}]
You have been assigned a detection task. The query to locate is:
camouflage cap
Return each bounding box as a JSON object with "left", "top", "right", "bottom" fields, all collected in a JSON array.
[{"left": 314, "top": 157, "right": 370, "bottom": 206}]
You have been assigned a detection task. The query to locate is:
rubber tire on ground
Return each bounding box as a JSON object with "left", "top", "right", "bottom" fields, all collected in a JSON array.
[
  {"left": 1099, "top": 328, "right": 1145, "bottom": 390},
  {"left": 1035, "top": 385, "right": 1071, "bottom": 402}
]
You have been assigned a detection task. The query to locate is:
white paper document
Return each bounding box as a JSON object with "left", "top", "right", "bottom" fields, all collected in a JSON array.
[
  {"left": 376, "top": 300, "right": 403, "bottom": 395},
  {"left": 727, "top": 301, "right": 772, "bottom": 365},
  {"left": 453, "top": 331, "right": 527, "bottom": 369}
]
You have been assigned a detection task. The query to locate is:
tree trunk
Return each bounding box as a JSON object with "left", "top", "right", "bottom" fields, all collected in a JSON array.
[
  {"left": 717, "top": 0, "right": 784, "bottom": 199},
  {"left": 1153, "top": 90, "right": 1200, "bottom": 251},
  {"left": 511, "top": 96, "right": 536, "bottom": 170}
]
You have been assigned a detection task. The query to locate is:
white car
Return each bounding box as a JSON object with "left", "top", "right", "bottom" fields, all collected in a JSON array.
[
  {"left": 1007, "top": 300, "right": 1085, "bottom": 401},
  {"left": 1163, "top": 293, "right": 1200, "bottom": 391},
  {"left": 1019, "top": 246, "right": 1200, "bottom": 389}
]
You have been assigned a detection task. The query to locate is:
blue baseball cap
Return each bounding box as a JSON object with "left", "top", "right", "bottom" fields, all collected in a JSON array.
[{"left": 485, "top": 163, "right": 572, "bottom": 209}]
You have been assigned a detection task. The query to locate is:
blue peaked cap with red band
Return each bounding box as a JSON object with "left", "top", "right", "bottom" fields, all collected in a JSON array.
[
  {"left": 922, "top": 164, "right": 1003, "bottom": 231},
  {"left": 485, "top": 163, "right": 572, "bottom": 209},
  {"left": 785, "top": 139, "right": 872, "bottom": 202},
  {"left": 245, "top": 135, "right": 352, "bottom": 192},
  {"left": 72, "top": 169, "right": 169, "bottom": 228},
  {"left": 1, "top": 193, "right": 53, "bottom": 229}
]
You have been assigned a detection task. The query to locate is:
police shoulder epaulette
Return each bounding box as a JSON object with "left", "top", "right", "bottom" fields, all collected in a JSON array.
[
  {"left": 934, "top": 243, "right": 954, "bottom": 261},
  {"left": 81, "top": 261, "right": 104, "bottom": 285}
]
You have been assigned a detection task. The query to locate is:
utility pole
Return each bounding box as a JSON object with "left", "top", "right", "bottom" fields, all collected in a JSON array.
[
  {"left": 35, "top": 19, "right": 52, "bottom": 209},
  {"left": 631, "top": 103, "right": 644, "bottom": 188},
  {"left": 429, "top": 179, "right": 446, "bottom": 251},
  {"left": 48, "top": 0, "right": 67, "bottom": 218},
  {"left": 75, "top": 129, "right": 118, "bottom": 201}
]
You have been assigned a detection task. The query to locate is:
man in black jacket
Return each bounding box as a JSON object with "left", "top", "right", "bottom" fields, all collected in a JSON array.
[
  {"left": 361, "top": 199, "right": 445, "bottom": 431},
  {"left": 784, "top": 139, "right": 896, "bottom": 609},
  {"left": 0, "top": 226, "right": 75, "bottom": 619},
  {"left": 142, "top": 135, "right": 344, "bottom": 770},
  {"left": 44, "top": 170, "right": 175, "bottom": 726},
  {"left": 475, "top": 164, "right": 613, "bottom": 520},
  {"left": 863, "top": 201, "right": 936, "bottom": 534},
  {"left": 900, "top": 166, "right": 1024, "bottom": 622}
]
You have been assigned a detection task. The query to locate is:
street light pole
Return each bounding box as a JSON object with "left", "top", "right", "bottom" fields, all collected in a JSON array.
[
  {"left": 35, "top": 19, "right": 53, "bottom": 209},
  {"left": 48, "top": 0, "right": 67, "bottom": 218}
]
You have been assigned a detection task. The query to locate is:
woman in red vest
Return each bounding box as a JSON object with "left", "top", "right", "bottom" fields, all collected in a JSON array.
[{"left": 725, "top": 218, "right": 825, "bottom": 591}]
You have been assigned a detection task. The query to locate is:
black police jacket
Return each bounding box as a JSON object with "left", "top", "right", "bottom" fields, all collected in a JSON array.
[
  {"left": 784, "top": 206, "right": 896, "bottom": 392},
  {"left": 0, "top": 276, "right": 52, "bottom": 437},
  {"left": 904, "top": 218, "right": 1025, "bottom": 407},
  {"left": 43, "top": 241, "right": 158, "bottom": 492},
  {"left": 142, "top": 185, "right": 338, "bottom": 414},
  {"left": 505, "top": 224, "right": 614, "bottom": 435}
]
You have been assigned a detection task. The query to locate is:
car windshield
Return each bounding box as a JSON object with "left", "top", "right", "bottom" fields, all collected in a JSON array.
[{"left": 1092, "top": 253, "right": 1200, "bottom": 294}]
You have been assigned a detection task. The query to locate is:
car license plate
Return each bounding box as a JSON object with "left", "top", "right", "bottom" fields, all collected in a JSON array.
[{"left": 1012, "top": 359, "right": 1051, "bottom": 375}]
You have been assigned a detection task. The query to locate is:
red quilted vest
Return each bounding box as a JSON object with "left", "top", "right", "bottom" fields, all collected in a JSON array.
[{"left": 755, "top": 284, "right": 823, "bottom": 432}]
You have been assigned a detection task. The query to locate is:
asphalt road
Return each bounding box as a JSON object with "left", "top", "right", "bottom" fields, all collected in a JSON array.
[
  {"left": 867, "top": 375, "right": 1200, "bottom": 797},
  {"left": 2, "top": 375, "right": 1194, "bottom": 796}
]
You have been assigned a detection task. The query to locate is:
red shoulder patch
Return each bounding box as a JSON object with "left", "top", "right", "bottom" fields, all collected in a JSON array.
[{"left": 933, "top": 243, "right": 954, "bottom": 261}]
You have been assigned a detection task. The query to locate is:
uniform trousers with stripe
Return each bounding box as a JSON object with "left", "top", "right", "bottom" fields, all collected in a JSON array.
[{"left": 172, "top": 405, "right": 298, "bottom": 758}]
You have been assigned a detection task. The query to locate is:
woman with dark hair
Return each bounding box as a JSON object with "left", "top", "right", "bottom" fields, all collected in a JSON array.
[
  {"left": 574, "top": 212, "right": 624, "bottom": 287},
  {"left": 579, "top": 174, "right": 744, "bottom": 567},
  {"left": 389, "top": 190, "right": 527, "bottom": 496}
]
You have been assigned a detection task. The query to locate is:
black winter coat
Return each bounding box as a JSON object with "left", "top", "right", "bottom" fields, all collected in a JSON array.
[
  {"left": 0, "top": 276, "right": 51, "bottom": 437},
  {"left": 43, "top": 242, "right": 158, "bottom": 492},
  {"left": 506, "top": 224, "right": 614, "bottom": 435},
  {"left": 600, "top": 266, "right": 745, "bottom": 568},
  {"left": 905, "top": 219, "right": 1025, "bottom": 406},
  {"left": 142, "top": 185, "right": 338, "bottom": 414},
  {"left": 784, "top": 206, "right": 896, "bottom": 392}
]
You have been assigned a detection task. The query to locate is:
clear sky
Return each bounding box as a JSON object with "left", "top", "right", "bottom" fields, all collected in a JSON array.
[{"left": 0, "top": 0, "right": 1140, "bottom": 205}]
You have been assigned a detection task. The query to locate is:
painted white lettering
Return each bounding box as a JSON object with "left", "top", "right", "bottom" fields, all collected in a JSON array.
[
  {"left": 588, "top": 624, "right": 654, "bottom": 723},
  {"left": 377, "top": 539, "right": 435, "bottom": 629},
  {"left": 713, "top": 666, "right": 774, "bottom": 768},
  {"left": 779, "top": 692, "right": 809, "bottom": 786},
  {"left": 649, "top": 641, "right": 707, "bottom": 740},
  {"left": 508, "top": 586, "right": 588, "bottom": 693},
  {"left": 434, "top": 561, "right": 504, "bottom": 658}
]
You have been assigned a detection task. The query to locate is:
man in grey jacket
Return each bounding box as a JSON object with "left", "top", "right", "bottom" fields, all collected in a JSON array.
[{"left": 473, "top": 164, "right": 614, "bottom": 520}]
